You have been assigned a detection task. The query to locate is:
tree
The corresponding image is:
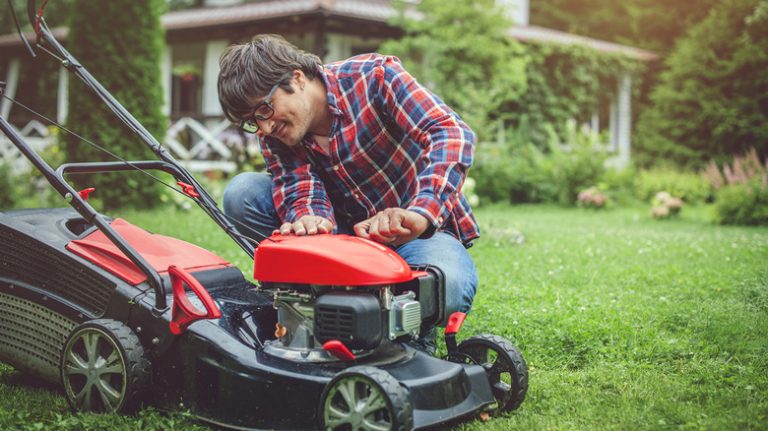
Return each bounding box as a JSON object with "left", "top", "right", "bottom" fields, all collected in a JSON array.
[
  {"left": 64, "top": 0, "right": 167, "bottom": 208},
  {"left": 634, "top": 0, "right": 768, "bottom": 166},
  {"left": 530, "top": 0, "right": 718, "bottom": 54},
  {"left": 380, "top": 0, "right": 528, "bottom": 141},
  {"left": 2, "top": 0, "right": 72, "bottom": 33}
]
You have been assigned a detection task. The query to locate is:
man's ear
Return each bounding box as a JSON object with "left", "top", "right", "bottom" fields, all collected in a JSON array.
[{"left": 293, "top": 69, "right": 306, "bottom": 89}]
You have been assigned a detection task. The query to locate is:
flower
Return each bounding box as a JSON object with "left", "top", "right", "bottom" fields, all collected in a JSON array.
[
  {"left": 651, "top": 191, "right": 684, "bottom": 219},
  {"left": 578, "top": 186, "right": 607, "bottom": 208}
]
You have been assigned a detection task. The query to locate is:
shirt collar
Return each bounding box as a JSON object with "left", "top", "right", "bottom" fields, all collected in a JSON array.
[{"left": 319, "top": 66, "right": 346, "bottom": 130}]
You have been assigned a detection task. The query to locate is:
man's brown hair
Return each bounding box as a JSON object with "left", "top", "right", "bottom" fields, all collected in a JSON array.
[{"left": 217, "top": 34, "right": 322, "bottom": 122}]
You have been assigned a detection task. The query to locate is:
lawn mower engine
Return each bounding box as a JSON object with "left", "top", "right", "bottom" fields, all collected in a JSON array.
[{"left": 254, "top": 234, "right": 444, "bottom": 362}]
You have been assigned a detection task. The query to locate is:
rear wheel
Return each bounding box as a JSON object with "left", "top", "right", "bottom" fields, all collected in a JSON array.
[
  {"left": 60, "top": 319, "right": 149, "bottom": 413},
  {"left": 457, "top": 334, "right": 528, "bottom": 413},
  {"left": 320, "top": 365, "right": 412, "bottom": 431}
]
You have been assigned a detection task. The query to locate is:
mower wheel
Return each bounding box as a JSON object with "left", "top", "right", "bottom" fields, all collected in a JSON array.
[
  {"left": 457, "top": 334, "right": 528, "bottom": 413},
  {"left": 319, "top": 365, "right": 413, "bottom": 431},
  {"left": 60, "top": 319, "right": 149, "bottom": 413}
]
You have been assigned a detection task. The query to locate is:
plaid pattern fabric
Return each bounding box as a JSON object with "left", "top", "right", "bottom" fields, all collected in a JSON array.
[{"left": 261, "top": 54, "right": 479, "bottom": 244}]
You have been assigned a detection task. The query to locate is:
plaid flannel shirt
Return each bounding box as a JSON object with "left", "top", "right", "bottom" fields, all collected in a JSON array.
[{"left": 260, "top": 54, "right": 479, "bottom": 244}]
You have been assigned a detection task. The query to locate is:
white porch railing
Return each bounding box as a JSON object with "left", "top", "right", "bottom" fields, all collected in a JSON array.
[
  {"left": 0, "top": 120, "right": 54, "bottom": 174},
  {"left": 0, "top": 117, "right": 262, "bottom": 174}
]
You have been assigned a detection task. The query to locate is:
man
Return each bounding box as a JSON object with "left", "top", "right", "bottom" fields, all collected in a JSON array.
[{"left": 217, "top": 35, "right": 478, "bottom": 354}]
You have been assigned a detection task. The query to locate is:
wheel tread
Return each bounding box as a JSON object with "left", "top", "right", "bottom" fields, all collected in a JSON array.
[
  {"left": 321, "top": 365, "right": 414, "bottom": 430},
  {"left": 459, "top": 334, "right": 528, "bottom": 412},
  {"left": 60, "top": 319, "right": 150, "bottom": 413}
]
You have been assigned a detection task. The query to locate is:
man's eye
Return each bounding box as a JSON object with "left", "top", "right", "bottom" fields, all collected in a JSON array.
[{"left": 255, "top": 104, "right": 272, "bottom": 116}]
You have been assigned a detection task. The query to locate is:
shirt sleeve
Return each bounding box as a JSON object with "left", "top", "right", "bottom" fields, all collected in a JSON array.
[
  {"left": 261, "top": 138, "right": 336, "bottom": 225},
  {"left": 376, "top": 56, "right": 476, "bottom": 230}
]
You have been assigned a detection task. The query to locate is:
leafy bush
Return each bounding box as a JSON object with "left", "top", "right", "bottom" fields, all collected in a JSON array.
[
  {"left": 472, "top": 141, "right": 536, "bottom": 204},
  {"left": 704, "top": 148, "right": 768, "bottom": 225},
  {"left": 635, "top": 168, "right": 713, "bottom": 204},
  {"left": 599, "top": 166, "right": 637, "bottom": 205},
  {"left": 651, "top": 191, "right": 684, "bottom": 219},
  {"left": 64, "top": 0, "right": 166, "bottom": 209},
  {"left": 577, "top": 186, "right": 608, "bottom": 208},
  {"left": 634, "top": 0, "right": 768, "bottom": 166},
  {"left": 507, "top": 43, "right": 643, "bottom": 149},
  {"left": 0, "top": 162, "right": 18, "bottom": 209},
  {"left": 381, "top": 0, "right": 528, "bottom": 141},
  {"left": 715, "top": 179, "right": 768, "bottom": 225},
  {"left": 473, "top": 121, "right": 608, "bottom": 205}
]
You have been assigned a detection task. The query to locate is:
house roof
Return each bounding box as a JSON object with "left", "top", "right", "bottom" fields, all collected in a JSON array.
[
  {"left": 163, "top": 0, "right": 402, "bottom": 31},
  {"left": 508, "top": 25, "right": 658, "bottom": 61},
  {"left": 0, "top": 0, "right": 656, "bottom": 61},
  {"left": 0, "top": 27, "right": 66, "bottom": 49}
]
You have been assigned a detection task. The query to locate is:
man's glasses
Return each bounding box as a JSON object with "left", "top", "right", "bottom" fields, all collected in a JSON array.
[{"left": 239, "top": 75, "right": 289, "bottom": 134}]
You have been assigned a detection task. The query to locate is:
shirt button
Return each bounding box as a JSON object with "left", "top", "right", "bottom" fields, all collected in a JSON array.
[
  {"left": 438, "top": 217, "right": 444, "bottom": 223},
  {"left": 333, "top": 165, "right": 340, "bottom": 171}
]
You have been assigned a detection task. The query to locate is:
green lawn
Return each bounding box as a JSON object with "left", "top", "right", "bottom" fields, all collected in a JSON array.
[{"left": 1, "top": 203, "right": 766, "bottom": 430}]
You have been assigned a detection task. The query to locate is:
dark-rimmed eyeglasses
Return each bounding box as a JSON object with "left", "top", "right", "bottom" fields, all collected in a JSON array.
[{"left": 239, "top": 75, "right": 289, "bottom": 134}]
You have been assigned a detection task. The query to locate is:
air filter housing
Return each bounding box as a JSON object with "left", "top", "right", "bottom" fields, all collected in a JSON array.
[{"left": 314, "top": 292, "right": 382, "bottom": 350}]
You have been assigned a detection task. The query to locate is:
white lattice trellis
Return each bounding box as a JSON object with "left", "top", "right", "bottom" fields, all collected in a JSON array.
[
  {"left": 0, "top": 120, "right": 54, "bottom": 174},
  {"left": 1, "top": 117, "right": 261, "bottom": 174}
]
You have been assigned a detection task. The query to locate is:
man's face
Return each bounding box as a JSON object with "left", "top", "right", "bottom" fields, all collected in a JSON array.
[{"left": 250, "top": 73, "right": 312, "bottom": 147}]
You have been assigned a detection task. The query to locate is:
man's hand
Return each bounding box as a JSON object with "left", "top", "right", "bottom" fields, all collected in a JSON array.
[
  {"left": 354, "top": 208, "right": 430, "bottom": 246},
  {"left": 274, "top": 215, "right": 333, "bottom": 236}
]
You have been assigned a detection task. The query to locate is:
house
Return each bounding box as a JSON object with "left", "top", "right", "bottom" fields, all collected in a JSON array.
[{"left": 0, "top": 0, "right": 656, "bottom": 173}]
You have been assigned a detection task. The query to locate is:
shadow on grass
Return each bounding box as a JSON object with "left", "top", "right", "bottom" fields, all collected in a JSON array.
[{"left": 0, "top": 369, "right": 61, "bottom": 393}]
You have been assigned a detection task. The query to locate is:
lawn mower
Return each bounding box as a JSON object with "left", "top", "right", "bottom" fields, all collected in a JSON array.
[{"left": 0, "top": 1, "right": 528, "bottom": 429}]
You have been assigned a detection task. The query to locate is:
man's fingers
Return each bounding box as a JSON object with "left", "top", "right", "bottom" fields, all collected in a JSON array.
[
  {"left": 292, "top": 220, "right": 306, "bottom": 235},
  {"left": 370, "top": 214, "right": 398, "bottom": 243},
  {"left": 389, "top": 210, "right": 412, "bottom": 236},
  {"left": 279, "top": 222, "right": 292, "bottom": 235},
  {"left": 354, "top": 220, "right": 371, "bottom": 239},
  {"left": 377, "top": 212, "right": 392, "bottom": 236},
  {"left": 304, "top": 218, "right": 319, "bottom": 235},
  {"left": 317, "top": 218, "right": 332, "bottom": 234}
]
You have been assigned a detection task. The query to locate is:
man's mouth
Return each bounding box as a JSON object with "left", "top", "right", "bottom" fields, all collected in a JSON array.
[{"left": 273, "top": 122, "right": 286, "bottom": 138}]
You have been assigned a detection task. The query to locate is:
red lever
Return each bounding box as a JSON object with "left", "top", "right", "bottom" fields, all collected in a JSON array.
[
  {"left": 177, "top": 181, "right": 200, "bottom": 198},
  {"left": 78, "top": 187, "right": 96, "bottom": 200},
  {"left": 445, "top": 312, "right": 467, "bottom": 335},
  {"left": 168, "top": 265, "right": 221, "bottom": 335},
  {"left": 323, "top": 340, "right": 356, "bottom": 361}
]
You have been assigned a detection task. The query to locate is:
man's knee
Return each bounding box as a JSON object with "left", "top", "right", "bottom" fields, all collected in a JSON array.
[
  {"left": 396, "top": 233, "right": 478, "bottom": 317},
  {"left": 223, "top": 172, "right": 273, "bottom": 220},
  {"left": 440, "top": 255, "right": 478, "bottom": 315}
]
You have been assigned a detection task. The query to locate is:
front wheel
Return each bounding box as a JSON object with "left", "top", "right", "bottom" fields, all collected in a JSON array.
[
  {"left": 60, "top": 319, "right": 149, "bottom": 413},
  {"left": 319, "top": 365, "right": 413, "bottom": 431},
  {"left": 457, "top": 334, "right": 528, "bottom": 413}
]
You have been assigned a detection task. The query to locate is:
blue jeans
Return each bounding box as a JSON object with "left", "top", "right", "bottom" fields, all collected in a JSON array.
[{"left": 222, "top": 172, "right": 478, "bottom": 321}]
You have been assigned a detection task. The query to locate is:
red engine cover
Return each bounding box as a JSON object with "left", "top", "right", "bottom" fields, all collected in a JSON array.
[
  {"left": 66, "top": 218, "right": 231, "bottom": 285},
  {"left": 254, "top": 234, "right": 413, "bottom": 286}
]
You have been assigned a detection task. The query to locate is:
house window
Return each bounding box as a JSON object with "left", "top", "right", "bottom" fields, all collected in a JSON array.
[
  {"left": 170, "top": 43, "right": 205, "bottom": 116},
  {"left": 172, "top": 68, "right": 201, "bottom": 114}
]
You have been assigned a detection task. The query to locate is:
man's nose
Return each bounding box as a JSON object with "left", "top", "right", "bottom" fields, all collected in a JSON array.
[{"left": 257, "top": 118, "right": 275, "bottom": 135}]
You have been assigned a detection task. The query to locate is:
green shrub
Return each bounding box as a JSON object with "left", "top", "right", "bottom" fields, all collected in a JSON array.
[
  {"left": 472, "top": 142, "right": 540, "bottom": 204},
  {"left": 473, "top": 121, "right": 608, "bottom": 205},
  {"left": 64, "top": 0, "right": 166, "bottom": 210},
  {"left": 704, "top": 148, "right": 768, "bottom": 225},
  {"left": 715, "top": 178, "right": 768, "bottom": 225},
  {"left": 600, "top": 166, "right": 637, "bottom": 205},
  {"left": 635, "top": 168, "right": 713, "bottom": 204},
  {"left": 634, "top": 0, "right": 768, "bottom": 166},
  {"left": 0, "top": 162, "right": 17, "bottom": 209}
]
